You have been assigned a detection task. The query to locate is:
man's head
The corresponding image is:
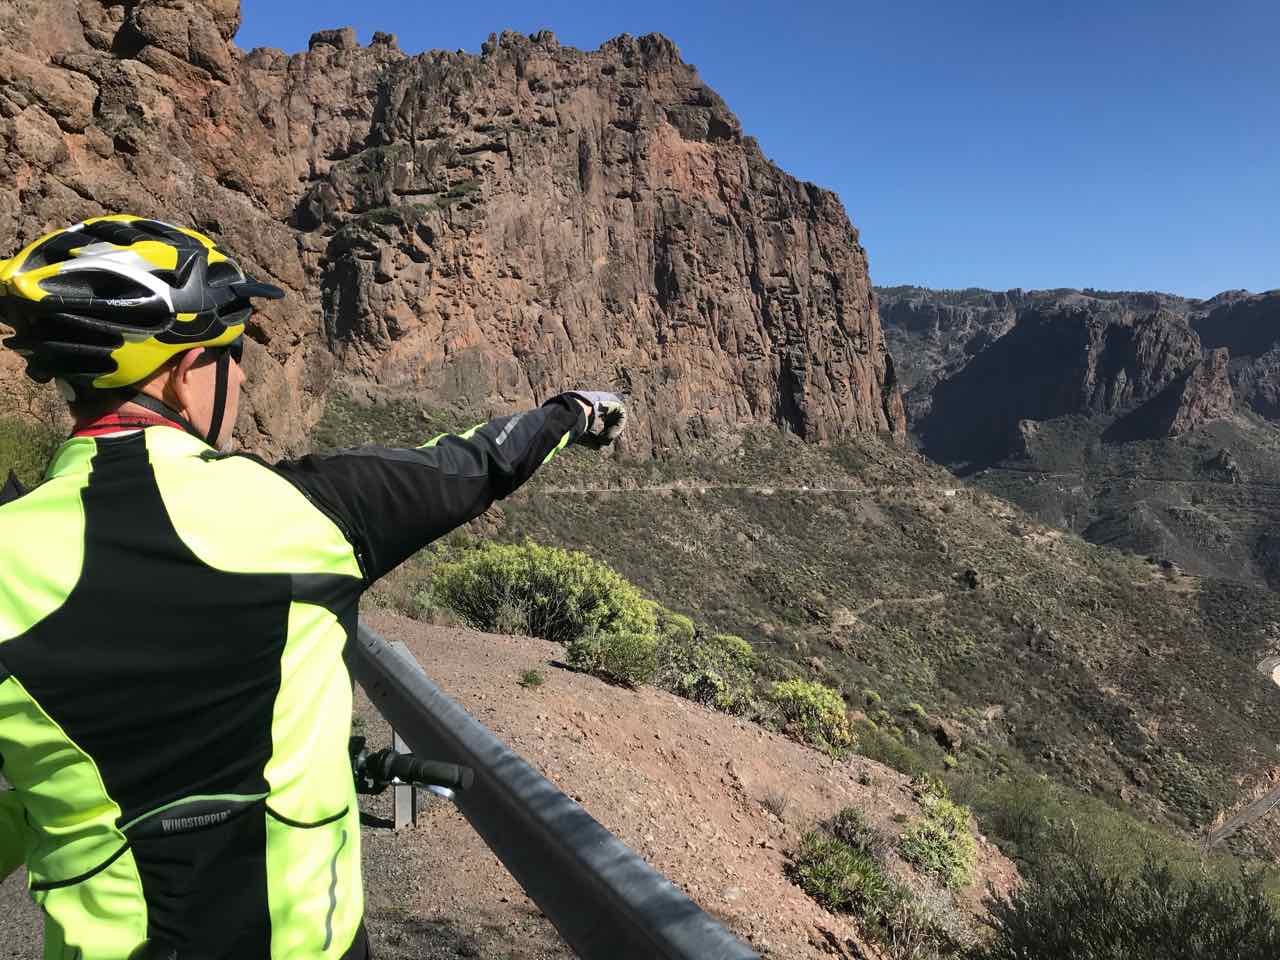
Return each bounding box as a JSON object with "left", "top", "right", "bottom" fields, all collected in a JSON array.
[{"left": 0, "top": 215, "right": 282, "bottom": 447}]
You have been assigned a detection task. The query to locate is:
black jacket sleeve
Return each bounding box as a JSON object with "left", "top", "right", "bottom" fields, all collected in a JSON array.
[{"left": 269, "top": 395, "right": 587, "bottom": 583}]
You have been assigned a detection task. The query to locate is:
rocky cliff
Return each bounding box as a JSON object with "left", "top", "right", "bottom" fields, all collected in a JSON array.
[
  {"left": 910, "top": 294, "right": 1208, "bottom": 466},
  {"left": 879, "top": 286, "right": 1280, "bottom": 458},
  {"left": 0, "top": 1, "right": 904, "bottom": 456},
  {"left": 1193, "top": 291, "right": 1280, "bottom": 420},
  {"left": 880, "top": 285, "right": 1280, "bottom": 586}
]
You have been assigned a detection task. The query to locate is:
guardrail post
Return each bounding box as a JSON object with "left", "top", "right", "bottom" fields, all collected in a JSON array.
[{"left": 391, "top": 726, "right": 417, "bottom": 829}]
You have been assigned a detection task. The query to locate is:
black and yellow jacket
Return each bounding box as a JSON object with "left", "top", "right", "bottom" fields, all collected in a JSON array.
[{"left": 0, "top": 396, "right": 586, "bottom": 959}]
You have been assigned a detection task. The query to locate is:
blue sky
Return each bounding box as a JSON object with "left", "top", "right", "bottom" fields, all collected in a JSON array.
[{"left": 239, "top": 1, "right": 1277, "bottom": 299}]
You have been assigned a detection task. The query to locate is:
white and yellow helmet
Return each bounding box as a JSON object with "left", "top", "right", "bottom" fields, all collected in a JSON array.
[{"left": 0, "top": 215, "right": 283, "bottom": 390}]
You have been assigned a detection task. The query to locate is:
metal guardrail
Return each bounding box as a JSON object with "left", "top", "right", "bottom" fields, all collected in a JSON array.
[{"left": 348, "top": 622, "right": 760, "bottom": 960}]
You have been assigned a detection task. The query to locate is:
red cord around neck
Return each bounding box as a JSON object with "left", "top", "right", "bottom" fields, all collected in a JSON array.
[{"left": 72, "top": 411, "right": 186, "bottom": 438}]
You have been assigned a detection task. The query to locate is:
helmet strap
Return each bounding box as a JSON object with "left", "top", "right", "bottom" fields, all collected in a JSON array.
[
  {"left": 84, "top": 347, "right": 232, "bottom": 446},
  {"left": 127, "top": 392, "right": 203, "bottom": 439},
  {"left": 204, "top": 347, "right": 232, "bottom": 448}
]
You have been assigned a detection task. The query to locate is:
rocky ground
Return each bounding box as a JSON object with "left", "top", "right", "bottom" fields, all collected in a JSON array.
[{"left": 0, "top": 610, "right": 1017, "bottom": 958}]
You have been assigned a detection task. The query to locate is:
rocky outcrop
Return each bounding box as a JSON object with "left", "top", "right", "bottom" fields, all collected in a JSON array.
[
  {"left": 876, "top": 286, "right": 1030, "bottom": 426},
  {"left": 1193, "top": 291, "right": 1280, "bottom": 358},
  {"left": 876, "top": 286, "right": 1029, "bottom": 391},
  {"left": 0, "top": 1, "right": 904, "bottom": 456},
  {"left": 1103, "top": 345, "right": 1236, "bottom": 442},
  {"left": 1192, "top": 292, "right": 1280, "bottom": 420},
  {"left": 1166, "top": 348, "right": 1235, "bottom": 436},
  {"left": 885, "top": 287, "right": 1280, "bottom": 452},
  {"left": 877, "top": 286, "right": 1201, "bottom": 430},
  {"left": 916, "top": 296, "right": 1203, "bottom": 466},
  {"left": 877, "top": 284, "right": 1276, "bottom": 586}
]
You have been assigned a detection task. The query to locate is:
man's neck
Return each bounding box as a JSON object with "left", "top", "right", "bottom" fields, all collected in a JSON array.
[{"left": 72, "top": 399, "right": 187, "bottom": 438}]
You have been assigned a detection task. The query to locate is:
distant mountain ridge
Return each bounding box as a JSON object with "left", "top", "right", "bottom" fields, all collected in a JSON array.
[
  {"left": 879, "top": 285, "right": 1279, "bottom": 444},
  {"left": 878, "top": 285, "right": 1280, "bottom": 586}
]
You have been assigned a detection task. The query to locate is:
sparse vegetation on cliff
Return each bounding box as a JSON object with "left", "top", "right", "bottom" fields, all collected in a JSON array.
[{"left": 788, "top": 805, "right": 968, "bottom": 959}]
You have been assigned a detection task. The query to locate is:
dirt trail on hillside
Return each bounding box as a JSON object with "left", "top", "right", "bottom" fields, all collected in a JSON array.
[
  {"left": 0, "top": 612, "right": 1017, "bottom": 958},
  {"left": 537, "top": 482, "right": 958, "bottom": 496},
  {"left": 981, "top": 465, "right": 1280, "bottom": 492}
]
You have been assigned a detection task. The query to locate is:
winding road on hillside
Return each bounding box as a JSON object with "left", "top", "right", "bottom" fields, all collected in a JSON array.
[{"left": 977, "top": 465, "right": 1280, "bottom": 492}]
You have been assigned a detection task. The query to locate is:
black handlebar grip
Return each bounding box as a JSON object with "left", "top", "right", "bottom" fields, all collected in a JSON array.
[{"left": 391, "top": 754, "right": 474, "bottom": 792}]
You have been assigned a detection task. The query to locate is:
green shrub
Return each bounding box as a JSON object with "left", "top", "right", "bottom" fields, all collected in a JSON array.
[
  {"left": 913, "top": 774, "right": 951, "bottom": 801},
  {"left": 977, "top": 849, "right": 1280, "bottom": 959},
  {"left": 492, "top": 600, "right": 530, "bottom": 635},
  {"left": 653, "top": 605, "right": 696, "bottom": 645},
  {"left": 565, "top": 628, "right": 657, "bottom": 687},
  {"left": 769, "top": 679, "right": 854, "bottom": 753},
  {"left": 657, "top": 625, "right": 756, "bottom": 712},
  {"left": 952, "top": 768, "right": 1215, "bottom": 885},
  {"left": 856, "top": 722, "right": 934, "bottom": 780},
  {"left": 828, "top": 807, "right": 892, "bottom": 863},
  {"left": 790, "top": 809, "right": 964, "bottom": 957},
  {"left": 429, "top": 541, "right": 656, "bottom": 646},
  {"left": 517, "top": 669, "right": 545, "bottom": 690},
  {"left": 864, "top": 689, "right": 883, "bottom": 706},
  {"left": 0, "top": 416, "right": 59, "bottom": 487},
  {"left": 899, "top": 788, "right": 977, "bottom": 890},
  {"left": 788, "top": 830, "right": 901, "bottom": 921}
]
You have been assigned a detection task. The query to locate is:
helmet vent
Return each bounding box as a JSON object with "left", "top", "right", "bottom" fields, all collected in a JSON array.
[
  {"left": 207, "top": 261, "right": 241, "bottom": 287},
  {"left": 23, "top": 232, "right": 85, "bottom": 272},
  {"left": 38, "top": 313, "right": 124, "bottom": 348},
  {"left": 39, "top": 271, "right": 155, "bottom": 303}
]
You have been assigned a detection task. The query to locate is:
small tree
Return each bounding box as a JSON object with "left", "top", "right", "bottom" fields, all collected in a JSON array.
[
  {"left": 430, "top": 541, "right": 656, "bottom": 645},
  {"left": 656, "top": 622, "right": 757, "bottom": 712}
]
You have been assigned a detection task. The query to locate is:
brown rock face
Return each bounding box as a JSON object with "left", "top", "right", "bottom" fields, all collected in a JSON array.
[
  {"left": 1165, "top": 347, "right": 1234, "bottom": 437},
  {"left": 0, "top": 4, "right": 903, "bottom": 456},
  {"left": 1192, "top": 291, "right": 1280, "bottom": 420}
]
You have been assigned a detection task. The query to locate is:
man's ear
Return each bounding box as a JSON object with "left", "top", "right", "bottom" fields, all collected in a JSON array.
[{"left": 166, "top": 348, "right": 205, "bottom": 418}]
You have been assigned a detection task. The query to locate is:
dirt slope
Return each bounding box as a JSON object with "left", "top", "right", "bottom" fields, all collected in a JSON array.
[
  {"left": 355, "top": 612, "right": 1015, "bottom": 958},
  {"left": 0, "top": 610, "right": 1016, "bottom": 958}
]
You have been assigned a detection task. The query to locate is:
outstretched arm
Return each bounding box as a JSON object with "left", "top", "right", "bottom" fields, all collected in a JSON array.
[{"left": 270, "top": 394, "right": 596, "bottom": 583}]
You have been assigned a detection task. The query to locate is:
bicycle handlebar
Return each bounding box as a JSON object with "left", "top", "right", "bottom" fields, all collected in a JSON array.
[
  {"left": 351, "top": 736, "right": 475, "bottom": 794},
  {"left": 385, "top": 752, "right": 475, "bottom": 792}
]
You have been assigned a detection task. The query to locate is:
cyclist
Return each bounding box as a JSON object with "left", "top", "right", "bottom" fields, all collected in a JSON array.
[{"left": 0, "top": 215, "right": 625, "bottom": 959}]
